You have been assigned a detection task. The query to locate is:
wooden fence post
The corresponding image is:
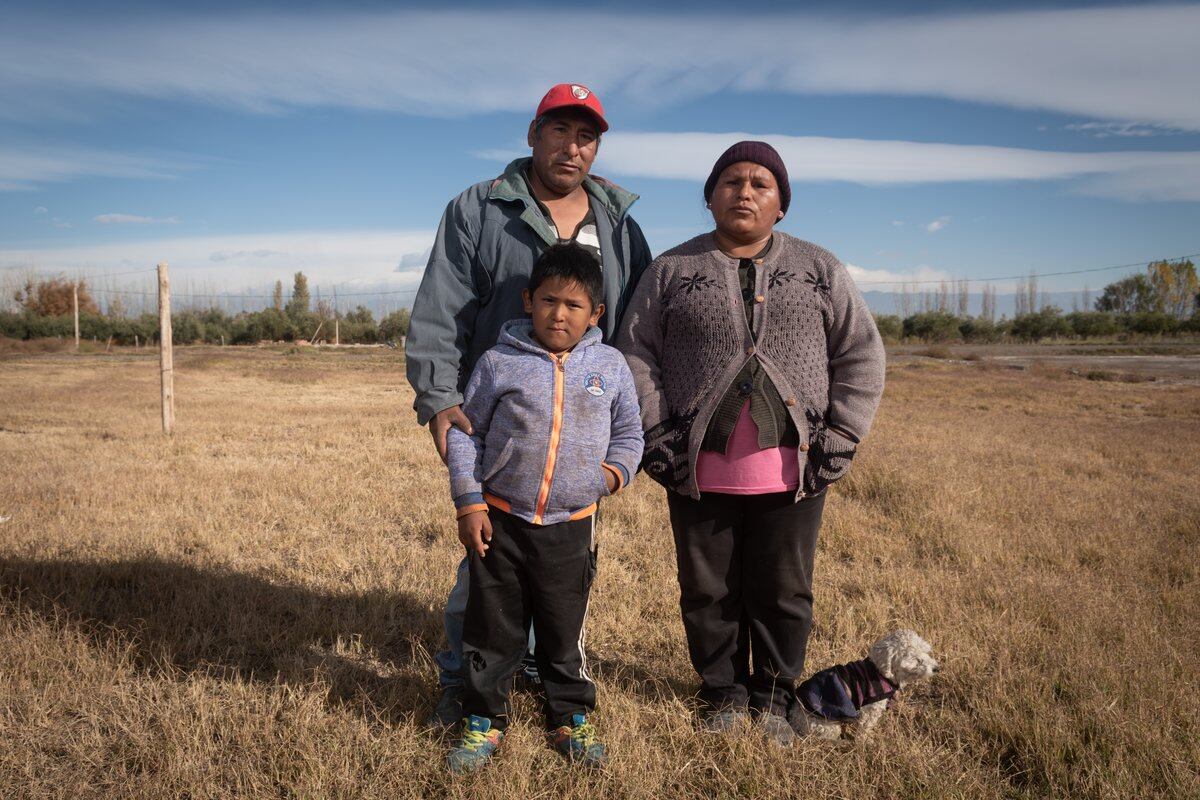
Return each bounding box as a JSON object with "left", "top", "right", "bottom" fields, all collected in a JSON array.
[
  {"left": 157, "top": 262, "right": 175, "bottom": 435},
  {"left": 73, "top": 283, "right": 80, "bottom": 350}
]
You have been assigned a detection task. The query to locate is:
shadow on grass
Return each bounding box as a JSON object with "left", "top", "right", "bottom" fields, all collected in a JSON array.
[{"left": 0, "top": 556, "right": 443, "bottom": 727}]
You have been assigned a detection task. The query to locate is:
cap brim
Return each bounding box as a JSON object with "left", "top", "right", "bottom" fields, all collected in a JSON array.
[{"left": 538, "top": 101, "right": 609, "bottom": 133}]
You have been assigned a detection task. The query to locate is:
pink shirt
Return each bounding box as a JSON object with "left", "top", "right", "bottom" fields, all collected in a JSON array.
[{"left": 695, "top": 400, "right": 800, "bottom": 495}]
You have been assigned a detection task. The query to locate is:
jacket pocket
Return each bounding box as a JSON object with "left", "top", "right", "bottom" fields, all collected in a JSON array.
[
  {"left": 549, "top": 439, "right": 609, "bottom": 516},
  {"left": 483, "top": 435, "right": 547, "bottom": 511},
  {"left": 481, "top": 437, "right": 515, "bottom": 482}
]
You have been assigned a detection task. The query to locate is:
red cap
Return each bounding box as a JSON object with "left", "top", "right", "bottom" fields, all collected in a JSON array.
[{"left": 534, "top": 83, "right": 609, "bottom": 133}]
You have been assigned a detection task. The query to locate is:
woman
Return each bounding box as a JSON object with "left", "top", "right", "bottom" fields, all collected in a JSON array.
[{"left": 616, "top": 141, "right": 885, "bottom": 745}]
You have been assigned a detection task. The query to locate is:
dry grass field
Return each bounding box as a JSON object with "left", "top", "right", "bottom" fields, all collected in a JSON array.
[{"left": 1, "top": 344, "right": 1198, "bottom": 799}]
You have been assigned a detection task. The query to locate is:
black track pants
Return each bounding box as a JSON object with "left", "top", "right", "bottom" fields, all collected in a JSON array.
[
  {"left": 460, "top": 507, "right": 597, "bottom": 729},
  {"left": 667, "top": 489, "right": 825, "bottom": 716}
]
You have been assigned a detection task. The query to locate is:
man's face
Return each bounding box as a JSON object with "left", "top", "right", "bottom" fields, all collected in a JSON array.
[
  {"left": 708, "top": 161, "right": 783, "bottom": 244},
  {"left": 526, "top": 110, "right": 601, "bottom": 197},
  {"left": 522, "top": 276, "right": 605, "bottom": 355}
]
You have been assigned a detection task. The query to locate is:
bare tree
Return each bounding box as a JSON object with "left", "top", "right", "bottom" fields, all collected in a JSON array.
[
  {"left": 980, "top": 284, "right": 996, "bottom": 322},
  {"left": 956, "top": 279, "right": 970, "bottom": 317}
]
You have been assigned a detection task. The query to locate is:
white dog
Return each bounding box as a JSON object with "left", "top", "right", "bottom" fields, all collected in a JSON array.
[{"left": 789, "top": 629, "right": 939, "bottom": 740}]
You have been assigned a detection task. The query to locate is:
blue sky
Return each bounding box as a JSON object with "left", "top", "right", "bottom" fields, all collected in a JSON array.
[{"left": 2, "top": 1, "right": 1199, "bottom": 310}]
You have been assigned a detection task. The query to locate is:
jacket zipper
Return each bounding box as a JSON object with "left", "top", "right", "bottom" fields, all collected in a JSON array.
[{"left": 533, "top": 352, "right": 567, "bottom": 524}]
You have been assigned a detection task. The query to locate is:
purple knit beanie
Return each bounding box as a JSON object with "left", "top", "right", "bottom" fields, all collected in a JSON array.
[{"left": 703, "top": 140, "right": 791, "bottom": 215}]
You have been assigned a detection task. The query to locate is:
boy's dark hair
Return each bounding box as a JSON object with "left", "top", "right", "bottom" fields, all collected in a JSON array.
[{"left": 528, "top": 242, "right": 604, "bottom": 309}]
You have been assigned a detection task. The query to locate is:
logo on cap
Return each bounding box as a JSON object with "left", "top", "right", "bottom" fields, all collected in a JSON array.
[{"left": 571, "top": 84, "right": 590, "bottom": 100}]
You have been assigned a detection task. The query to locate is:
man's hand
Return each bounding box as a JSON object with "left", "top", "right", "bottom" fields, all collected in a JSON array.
[
  {"left": 457, "top": 510, "right": 492, "bottom": 558},
  {"left": 430, "top": 405, "right": 474, "bottom": 464},
  {"left": 603, "top": 467, "right": 618, "bottom": 495}
]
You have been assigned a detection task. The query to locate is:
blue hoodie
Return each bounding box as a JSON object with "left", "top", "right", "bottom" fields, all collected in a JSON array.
[{"left": 447, "top": 319, "right": 644, "bottom": 525}]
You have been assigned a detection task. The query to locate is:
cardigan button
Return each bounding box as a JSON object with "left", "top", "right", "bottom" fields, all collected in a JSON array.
[
  {"left": 746, "top": 346, "right": 755, "bottom": 355},
  {"left": 786, "top": 397, "right": 797, "bottom": 406},
  {"left": 799, "top": 443, "right": 810, "bottom": 452},
  {"left": 755, "top": 294, "right": 765, "bottom": 303}
]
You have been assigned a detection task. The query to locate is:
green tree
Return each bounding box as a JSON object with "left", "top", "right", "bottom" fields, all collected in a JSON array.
[
  {"left": 873, "top": 314, "right": 902, "bottom": 342},
  {"left": 1010, "top": 307, "right": 1071, "bottom": 342},
  {"left": 272, "top": 280, "right": 283, "bottom": 311},
  {"left": 1095, "top": 274, "right": 1158, "bottom": 314},
  {"left": 285, "top": 272, "right": 310, "bottom": 320},
  {"left": 344, "top": 305, "right": 375, "bottom": 325},
  {"left": 902, "top": 311, "right": 962, "bottom": 342},
  {"left": 379, "top": 308, "right": 411, "bottom": 342}
]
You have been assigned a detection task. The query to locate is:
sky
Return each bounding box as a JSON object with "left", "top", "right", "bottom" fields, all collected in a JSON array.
[{"left": 2, "top": 0, "right": 1199, "bottom": 313}]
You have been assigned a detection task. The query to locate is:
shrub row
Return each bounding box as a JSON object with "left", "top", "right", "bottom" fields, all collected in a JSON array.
[
  {"left": 874, "top": 309, "right": 1200, "bottom": 343},
  {"left": 0, "top": 307, "right": 411, "bottom": 346}
]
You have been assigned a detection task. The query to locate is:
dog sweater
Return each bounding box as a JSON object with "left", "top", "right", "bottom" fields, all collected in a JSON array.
[{"left": 798, "top": 658, "right": 898, "bottom": 720}]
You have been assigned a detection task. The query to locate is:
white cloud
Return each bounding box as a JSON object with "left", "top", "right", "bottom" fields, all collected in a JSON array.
[
  {"left": 581, "top": 131, "right": 1200, "bottom": 201},
  {"left": 925, "top": 216, "right": 950, "bottom": 233},
  {"left": 0, "top": 146, "right": 198, "bottom": 190},
  {"left": 1065, "top": 122, "right": 1186, "bottom": 138},
  {"left": 94, "top": 213, "right": 181, "bottom": 225},
  {"left": 1, "top": 5, "right": 1198, "bottom": 128},
  {"left": 209, "top": 249, "right": 285, "bottom": 262},
  {"left": 845, "top": 263, "right": 952, "bottom": 287},
  {"left": 891, "top": 220, "right": 904, "bottom": 228},
  {"left": 0, "top": 229, "right": 436, "bottom": 290},
  {"left": 34, "top": 206, "right": 47, "bottom": 214}
]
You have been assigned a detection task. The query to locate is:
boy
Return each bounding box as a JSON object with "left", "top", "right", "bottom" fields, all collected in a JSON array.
[{"left": 444, "top": 242, "right": 644, "bottom": 773}]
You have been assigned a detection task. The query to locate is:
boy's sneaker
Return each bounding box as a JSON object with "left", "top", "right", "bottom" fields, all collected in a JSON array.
[
  {"left": 550, "top": 713, "right": 607, "bottom": 768},
  {"left": 447, "top": 715, "right": 503, "bottom": 774},
  {"left": 424, "top": 684, "right": 463, "bottom": 731},
  {"left": 700, "top": 708, "right": 750, "bottom": 734},
  {"left": 754, "top": 711, "right": 797, "bottom": 747}
]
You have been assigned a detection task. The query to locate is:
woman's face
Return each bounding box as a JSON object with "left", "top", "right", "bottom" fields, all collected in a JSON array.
[{"left": 708, "top": 161, "right": 783, "bottom": 244}]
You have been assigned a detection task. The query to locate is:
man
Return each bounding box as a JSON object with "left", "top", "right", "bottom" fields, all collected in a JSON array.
[{"left": 405, "top": 83, "right": 652, "bottom": 728}]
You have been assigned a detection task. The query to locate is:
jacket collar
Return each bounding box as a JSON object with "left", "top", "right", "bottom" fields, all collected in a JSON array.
[
  {"left": 488, "top": 157, "right": 639, "bottom": 223},
  {"left": 498, "top": 318, "right": 602, "bottom": 358}
]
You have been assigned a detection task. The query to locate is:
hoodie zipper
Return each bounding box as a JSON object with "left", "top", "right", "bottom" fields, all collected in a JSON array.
[{"left": 533, "top": 351, "right": 568, "bottom": 524}]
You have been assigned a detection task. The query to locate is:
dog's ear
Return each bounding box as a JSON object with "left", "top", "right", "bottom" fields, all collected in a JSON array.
[{"left": 868, "top": 636, "right": 897, "bottom": 681}]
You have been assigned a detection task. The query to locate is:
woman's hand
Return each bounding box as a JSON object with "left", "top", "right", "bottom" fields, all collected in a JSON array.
[{"left": 457, "top": 510, "right": 492, "bottom": 557}]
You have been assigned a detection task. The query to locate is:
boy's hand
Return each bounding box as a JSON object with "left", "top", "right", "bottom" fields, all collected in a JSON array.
[
  {"left": 603, "top": 468, "right": 618, "bottom": 494},
  {"left": 457, "top": 510, "right": 492, "bottom": 557}
]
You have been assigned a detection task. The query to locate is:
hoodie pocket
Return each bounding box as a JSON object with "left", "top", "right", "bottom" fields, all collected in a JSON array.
[
  {"left": 481, "top": 437, "right": 515, "bottom": 482},
  {"left": 550, "top": 439, "right": 609, "bottom": 515}
]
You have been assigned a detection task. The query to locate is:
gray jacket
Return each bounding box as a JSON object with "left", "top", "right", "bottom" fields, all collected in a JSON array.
[
  {"left": 405, "top": 158, "right": 652, "bottom": 425},
  {"left": 615, "top": 232, "right": 886, "bottom": 501},
  {"left": 447, "top": 320, "right": 644, "bottom": 526}
]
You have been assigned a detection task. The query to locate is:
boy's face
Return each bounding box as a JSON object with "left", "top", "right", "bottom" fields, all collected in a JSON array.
[{"left": 522, "top": 276, "right": 604, "bottom": 355}]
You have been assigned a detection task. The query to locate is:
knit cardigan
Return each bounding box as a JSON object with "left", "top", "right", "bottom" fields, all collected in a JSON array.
[{"left": 614, "top": 231, "right": 886, "bottom": 500}]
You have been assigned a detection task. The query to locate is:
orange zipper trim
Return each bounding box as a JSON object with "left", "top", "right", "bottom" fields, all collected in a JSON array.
[{"left": 533, "top": 352, "right": 567, "bottom": 524}]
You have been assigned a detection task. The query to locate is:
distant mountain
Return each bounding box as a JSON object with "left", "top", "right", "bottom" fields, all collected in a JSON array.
[{"left": 861, "top": 290, "right": 1098, "bottom": 319}]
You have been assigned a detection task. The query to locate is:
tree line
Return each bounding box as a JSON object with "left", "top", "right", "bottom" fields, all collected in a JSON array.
[
  {"left": 3, "top": 261, "right": 1198, "bottom": 347},
  {"left": 1, "top": 272, "right": 411, "bottom": 346}
]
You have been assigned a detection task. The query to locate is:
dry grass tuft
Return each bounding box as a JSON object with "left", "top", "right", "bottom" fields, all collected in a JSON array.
[{"left": 1, "top": 348, "right": 1198, "bottom": 798}]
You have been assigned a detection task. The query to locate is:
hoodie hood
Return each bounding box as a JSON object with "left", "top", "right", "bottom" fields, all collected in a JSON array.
[{"left": 499, "top": 318, "right": 602, "bottom": 356}]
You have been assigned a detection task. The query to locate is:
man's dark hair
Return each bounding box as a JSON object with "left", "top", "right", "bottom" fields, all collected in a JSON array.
[
  {"left": 532, "top": 109, "right": 603, "bottom": 143},
  {"left": 528, "top": 243, "right": 603, "bottom": 309}
]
